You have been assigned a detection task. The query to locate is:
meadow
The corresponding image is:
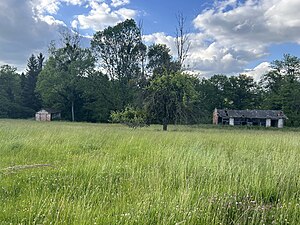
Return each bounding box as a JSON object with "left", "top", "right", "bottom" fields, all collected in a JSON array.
[{"left": 0, "top": 120, "right": 299, "bottom": 224}]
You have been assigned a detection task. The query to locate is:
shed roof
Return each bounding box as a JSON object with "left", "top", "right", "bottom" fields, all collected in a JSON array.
[
  {"left": 216, "top": 109, "right": 287, "bottom": 119},
  {"left": 37, "top": 108, "right": 61, "bottom": 114}
]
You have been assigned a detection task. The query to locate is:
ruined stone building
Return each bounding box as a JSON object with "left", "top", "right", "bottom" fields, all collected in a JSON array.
[{"left": 213, "top": 109, "right": 287, "bottom": 128}]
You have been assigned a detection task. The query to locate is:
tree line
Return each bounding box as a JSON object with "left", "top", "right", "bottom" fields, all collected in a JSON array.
[{"left": 1, "top": 19, "right": 300, "bottom": 129}]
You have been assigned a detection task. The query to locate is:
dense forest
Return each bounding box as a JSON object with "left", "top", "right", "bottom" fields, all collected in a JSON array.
[{"left": 1, "top": 19, "right": 300, "bottom": 128}]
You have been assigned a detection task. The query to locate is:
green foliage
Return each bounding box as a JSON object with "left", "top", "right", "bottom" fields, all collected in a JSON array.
[
  {"left": 111, "top": 106, "right": 147, "bottom": 128},
  {"left": 91, "top": 19, "right": 146, "bottom": 109},
  {"left": 227, "top": 74, "right": 262, "bottom": 109},
  {"left": 196, "top": 74, "right": 262, "bottom": 123},
  {"left": 1, "top": 120, "right": 300, "bottom": 224},
  {"left": 199, "top": 74, "right": 230, "bottom": 112},
  {"left": 261, "top": 54, "right": 300, "bottom": 126},
  {"left": 199, "top": 74, "right": 261, "bottom": 111},
  {"left": 0, "top": 65, "right": 34, "bottom": 118},
  {"left": 1, "top": 16, "right": 300, "bottom": 128},
  {"left": 21, "top": 53, "right": 44, "bottom": 112},
  {"left": 80, "top": 72, "right": 114, "bottom": 122},
  {"left": 145, "top": 71, "right": 198, "bottom": 130},
  {"left": 147, "top": 44, "right": 180, "bottom": 76},
  {"left": 36, "top": 32, "right": 95, "bottom": 121}
]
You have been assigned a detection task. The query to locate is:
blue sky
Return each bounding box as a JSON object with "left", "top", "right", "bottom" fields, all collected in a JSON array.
[
  {"left": 1, "top": 0, "right": 300, "bottom": 79},
  {"left": 55, "top": 0, "right": 205, "bottom": 35}
]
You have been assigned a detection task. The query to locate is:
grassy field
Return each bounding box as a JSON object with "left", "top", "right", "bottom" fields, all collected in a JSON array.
[{"left": 0, "top": 120, "right": 300, "bottom": 224}]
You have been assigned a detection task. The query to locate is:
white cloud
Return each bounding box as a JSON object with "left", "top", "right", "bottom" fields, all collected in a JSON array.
[
  {"left": 31, "top": 0, "right": 87, "bottom": 16},
  {"left": 188, "top": 41, "right": 249, "bottom": 75},
  {"left": 0, "top": 0, "right": 65, "bottom": 71},
  {"left": 188, "top": 0, "right": 300, "bottom": 76},
  {"left": 0, "top": 0, "right": 138, "bottom": 71},
  {"left": 143, "top": 31, "right": 252, "bottom": 76},
  {"left": 31, "top": 0, "right": 88, "bottom": 26},
  {"left": 65, "top": 0, "right": 86, "bottom": 5},
  {"left": 39, "top": 15, "right": 67, "bottom": 26},
  {"left": 1, "top": 0, "right": 300, "bottom": 76},
  {"left": 194, "top": 0, "right": 300, "bottom": 49},
  {"left": 143, "top": 0, "right": 286, "bottom": 77},
  {"left": 72, "top": 1, "right": 137, "bottom": 31},
  {"left": 71, "top": 20, "right": 79, "bottom": 29},
  {"left": 30, "top": 0, "right": 136, "bottom": 30},
  {"left": 115, "top": 8, "right": 136, "bottom": 19},
  {"left": 32, "top": 0, "right": 61, "bottom": 15},
  {"left": 143, "top": 32, "right": 177, "bottom": 55},
  {"left": 244, "top": 62, "right": 271, "bottom": 81},
  {"left": 111, "top": 0, "right": 130, "bottom": 8}
]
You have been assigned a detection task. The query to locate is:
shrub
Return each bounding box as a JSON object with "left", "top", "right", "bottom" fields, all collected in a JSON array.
[{"left": 110, "top": 106, "right": 148, "bottom": 128}]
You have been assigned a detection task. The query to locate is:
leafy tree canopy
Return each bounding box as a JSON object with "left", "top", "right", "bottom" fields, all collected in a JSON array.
[{"left": 37, "top": 32, "right": 95, "bottom": 121}]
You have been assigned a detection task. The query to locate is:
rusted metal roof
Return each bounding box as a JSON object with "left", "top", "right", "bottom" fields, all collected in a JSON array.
[{"left": 216, "top": 109, "right": 287, "bottom": 119}]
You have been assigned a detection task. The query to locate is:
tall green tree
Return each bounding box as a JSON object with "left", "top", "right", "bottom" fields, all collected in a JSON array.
[
  {"left": 199, "top": 75, "right": 230, "bottom": 110},
  {"left": 80, "top": 71, "right": 114, "bottom": 122},
  {"left": 37, "top": 53, "right": 45, "bottom": 73},
  {"left": 0, "top": 65, "right": 28, "bottom": 118},
  {"left": 91, "top": 19, "right": 146, "bottom": 109},
  {"left": 145, "top": 71, "right": 198, "bottom": 131},
  {"left": 261, "top": 54, "right": 300, "bottom": 126},
  {"left": 37, "top": 32, "right": 95, "bottom": 121},
  {"left": 197, "top": 74, "right": 261, "bottom": 123},
  {"left": 227, "top": 74, "right": 261, "bottom": 109},
  {"left": 22, "top": 53, "right": 44, "bottom": 111},
  {"left": 199, "top": 74, "right": 261, "bottom": 110},
  {"left": 195, "top": 75, "right": 231, "bottom": 123},
  {"left": 147, "top": 44, "right": 180, "bottom": 77}
]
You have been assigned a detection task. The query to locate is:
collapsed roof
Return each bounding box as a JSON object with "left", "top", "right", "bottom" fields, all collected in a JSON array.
[{"left": 216, "top": 109, "right": 287, "bottom": 119}]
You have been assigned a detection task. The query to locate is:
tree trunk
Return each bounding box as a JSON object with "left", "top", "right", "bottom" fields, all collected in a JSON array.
[
  {"left": 162, "top": 118, "right": 168, "bottom": 131},
  {"left": 71, "top": 100, "right": 75, "bottom": 122}
]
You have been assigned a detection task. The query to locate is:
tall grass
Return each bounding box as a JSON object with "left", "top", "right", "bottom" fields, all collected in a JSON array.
[{"left": 0, "top": 120, "right": 299, "bottom": 224}]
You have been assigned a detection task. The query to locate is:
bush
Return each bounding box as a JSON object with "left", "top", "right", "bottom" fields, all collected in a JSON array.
[{"left": 110, "top": 106, "right": 148, "bottom": 128}]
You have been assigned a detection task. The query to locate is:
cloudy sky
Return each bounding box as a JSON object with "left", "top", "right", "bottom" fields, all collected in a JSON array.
[{"left": 1, "top": 0, "right": 300, "bottom": 79}]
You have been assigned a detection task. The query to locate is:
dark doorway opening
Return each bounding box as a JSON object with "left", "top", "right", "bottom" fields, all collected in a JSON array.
[{"left": 271, "top": 120, "right": 278, "bottom": 127}]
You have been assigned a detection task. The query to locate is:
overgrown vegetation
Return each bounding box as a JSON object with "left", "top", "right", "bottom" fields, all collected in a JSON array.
[
  {"left": 0, "top": 120, "right": 299, "bottom": 224},
  {"left": 1, "top": 19, "right": 300, "bottom": 129},
  {"left": 110, "top": 106, "right": 148, "bottom": 128}
]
